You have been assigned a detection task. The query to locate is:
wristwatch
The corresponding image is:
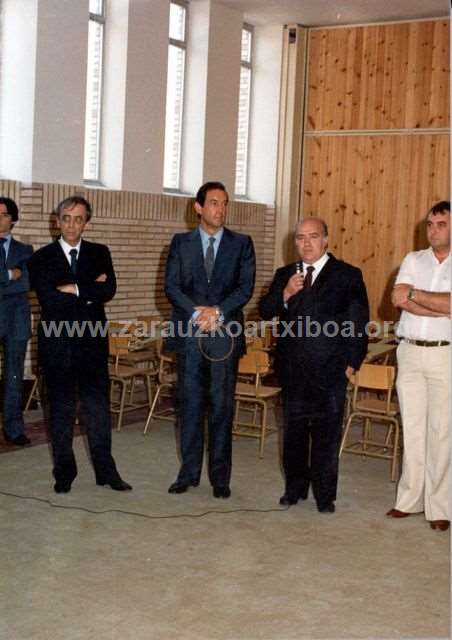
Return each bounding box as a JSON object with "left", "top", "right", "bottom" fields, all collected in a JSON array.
[{"left": 407, "top": 288, "right": 416, "bottom": 301}]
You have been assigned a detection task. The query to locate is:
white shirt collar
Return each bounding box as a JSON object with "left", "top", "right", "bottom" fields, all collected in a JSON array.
[{"left": 59, "top": 237, "right": 81, "bottom": 263}]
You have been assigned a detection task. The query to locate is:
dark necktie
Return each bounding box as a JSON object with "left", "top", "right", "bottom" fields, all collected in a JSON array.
[
  {"left": 0, "top": 238, "right": 6, "bottom": 271},
  {"left": 304, "top": 265, "right": 315, "bottom": 290},
  {"left": 69, "top": 248, "right": 78, "bottom": 276},
  {"left": 204, "top": 237, "right": 215, "bottom": 281}
]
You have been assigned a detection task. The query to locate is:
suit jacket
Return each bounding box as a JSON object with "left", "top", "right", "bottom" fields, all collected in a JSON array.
[
  {"left": 259, "top": 253, "right": 369, "bottom": 388},
  {"left": 0, "top": 238, "right": 33, "bottom": 341},
  {"left": 164, "top": 227, "right": 256, "bottom": 356},
  {"left": 28, "top": 238, "right": 116, "bottom": 368}
]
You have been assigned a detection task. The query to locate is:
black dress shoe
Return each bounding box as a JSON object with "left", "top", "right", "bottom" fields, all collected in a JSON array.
[
  {"left": 279, "top": 491, "right": 308, "bottom": 506},
  {"left": 5, "top": 434, "right": 31, "bottom": 447},
  {"left": 54, "top": 482, "right": 71, "bottom": 494},
  {"left": 97, "top": 477, "right": 132, "bottom": 491},
  {"left": 318, "top": 502, "right": 335, "bottom": 513},
  {"left": 213, "top": 486, "right": 231, "bottom": 499},
  {"left": 168, "top": 480, "right": 199, "bottom": 494}
]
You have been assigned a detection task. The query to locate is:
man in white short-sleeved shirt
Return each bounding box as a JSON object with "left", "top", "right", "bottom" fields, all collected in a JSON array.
[{"left": 387, "top": 201, "right": 451, "bottom": 532}]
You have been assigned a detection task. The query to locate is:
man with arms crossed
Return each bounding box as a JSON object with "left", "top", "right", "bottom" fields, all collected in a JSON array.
[
  {"left": 165, "top": 181, "right": 255, "bottom": 499},
  {"left": 388, "top": 201, "right": 451, "bottom": 531},
  {"left": 260, "top": 218, "right": 369, "bottom": 513},
  {"left": 29, "top": 196, "right": 131, "bottom": 494},
  {"left": 0, "top": 197, "right": 33, "bottom": 446}
]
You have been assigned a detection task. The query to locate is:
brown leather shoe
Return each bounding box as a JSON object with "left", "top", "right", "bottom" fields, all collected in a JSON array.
[
  {"left": 430, "top": 520, "right": 450, "bottom": 531},
  {"left": 386, "top": 508, "right": 411, "bottom": 518}
]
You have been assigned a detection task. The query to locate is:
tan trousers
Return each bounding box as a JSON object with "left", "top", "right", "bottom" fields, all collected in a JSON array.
[{"left": 395, "top": 342, "right": 451, "bottom": 521}]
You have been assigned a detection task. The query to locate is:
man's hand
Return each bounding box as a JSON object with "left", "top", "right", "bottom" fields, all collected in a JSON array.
[
  {"left": 283, "top": 272, "right": 304, "bottom": 303},
  {"left": 10, "top": 268, "right": 22, "bottom": 281},
  {"left": 96, "top": 273, "right": 107, "bottom": 282},
  {"left": 194, "top": 306, "right": 219, "bottom": 332},
  {"left": 391, "top": 283, "right": 412, "bottom": 307},
  {"left": 345, "top": 366, "right": 355, "bottom": 381},
  {"left": 57, "top": 284, "right": 77, "bottom": 295}
]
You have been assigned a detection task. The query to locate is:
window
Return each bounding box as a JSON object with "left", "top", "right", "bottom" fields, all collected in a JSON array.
[
  {"left": 163, "top": 1, "right": 188, "bottom": 191},
  {"left": 83, "top": 0, "right": 105, "bottom": 182},
  {"left": 234, "top": 25, "right": 253, "bottom": 198}
]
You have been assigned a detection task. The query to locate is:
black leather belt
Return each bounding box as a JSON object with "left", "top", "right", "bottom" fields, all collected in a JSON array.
[{"left": 401, "top": 338, "right": 450, "bottom": 347}]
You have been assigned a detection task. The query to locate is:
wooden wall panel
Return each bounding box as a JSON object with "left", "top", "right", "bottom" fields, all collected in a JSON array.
[
  {"left": 302, "top": 133, "right": 450, "bottom": 320},
  {"left": 307, "top": 20, "right": 450, "bottom": 131}
]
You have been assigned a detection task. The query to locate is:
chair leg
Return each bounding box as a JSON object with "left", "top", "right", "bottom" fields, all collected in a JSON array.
[
  {"left": 259, "top": 402, "right": 267, "bottom": 459},
  {"left": 339, "top": 414, "right": 354, "bottom": 456},
  {"left": 143, "top": 385, "right": 162, "bottom": 434},
  {"left": 24, "top": 377, "right": 39, "bottom": 412},
  {"left": 116, "top": 381, "right": 128, "bottom": 432}
]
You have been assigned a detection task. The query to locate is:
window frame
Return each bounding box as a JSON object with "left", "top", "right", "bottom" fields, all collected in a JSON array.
[
  {"left": 83, "top": 1, "right": 106, "bottom": 185},
  {"left": 163, "top": 0, "right": 189, "bottom": 193},
  {"left": 234, "top": 23, "right": 254, "bottom": 200}
]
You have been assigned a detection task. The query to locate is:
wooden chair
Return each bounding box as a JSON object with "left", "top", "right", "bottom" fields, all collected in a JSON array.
[
  {"left": 233, "top": 350, "right": 281, "bottom": 458},
  {"left": 143, "top": 339, "right": 177, "bottom": 434},
  {"left": 340, "top": 364, "right": 401, "bottom": 481},
  {"left": 24, "top": 374, "right": 41, "bottom": 412},
  {"left": 108, "top": 333, "right": 157, "bottom": 431}
]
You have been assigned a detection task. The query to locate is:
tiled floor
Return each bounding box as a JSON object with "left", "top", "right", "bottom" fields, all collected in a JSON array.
[{"left": 0, "top": 414, "right": 450, "bottom": 640}]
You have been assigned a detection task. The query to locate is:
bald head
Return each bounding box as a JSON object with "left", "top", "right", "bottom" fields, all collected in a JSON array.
[{"left": 295, "top": 217, "right": 329, "bottom": 264}]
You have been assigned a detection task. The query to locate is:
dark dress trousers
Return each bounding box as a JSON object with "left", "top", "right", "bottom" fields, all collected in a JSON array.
[
  {"left": 259, "top": 253, "right": 369, "bottom": 509},
  {"left": 0, "top": 238, "right": 33, "bottom": 439},
  {"left": 28, "top": 239, "right": 120, "bottom": 486},
  {"left": 165, "top": 227, "right": 256, "bottom": 488}
]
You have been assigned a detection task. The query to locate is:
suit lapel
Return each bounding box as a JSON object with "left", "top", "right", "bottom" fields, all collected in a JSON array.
[
  {"left": 310, "top": 253, "right": 336, "bottom": 294},
  {"left": 190, "top": 229, "right": 208, "bottom": 285},
  {"left": 209, "top": 227, "right": 232, "bottom": 285},
  {"left": 6, "top": 238, "right": 19, "bottom": 269}
]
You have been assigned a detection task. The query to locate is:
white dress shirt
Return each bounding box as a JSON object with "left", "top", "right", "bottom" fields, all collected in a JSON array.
[
  {"left": 59, "top": 237, "right": 81, "bottom": 296},
  {"left": 395, "top": 248, "right": 451, "bottom": 341}
]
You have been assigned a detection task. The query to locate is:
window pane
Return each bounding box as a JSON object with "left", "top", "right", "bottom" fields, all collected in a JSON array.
[
  {"left": 169, "top": 3, "right": 186, "bottom": 41},
  {"left": 89, "top": 0, "right": 103, "bottom": 16},
  {"left": 84, "top": 20, "right": 104, "bottom": 181},
  {"left": 235, "top": 66, "right": 251, "bottom": 197},
  {"left": 241, "top": 28, "right": 252, "bottom": 63},
  {"left": 164, "top": 45, "right": 186, "bottom": 190}
]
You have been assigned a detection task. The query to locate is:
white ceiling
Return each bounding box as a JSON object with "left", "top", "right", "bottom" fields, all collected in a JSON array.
[{"left": 216, "top": 0, "right": 450, "bottom": 27}]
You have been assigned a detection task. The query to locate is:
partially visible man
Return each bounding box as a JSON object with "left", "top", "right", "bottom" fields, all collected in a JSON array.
[
  {"left": 165, "top": 181, "right": 256, "bottom": 498},
  {"left": 28, "top": 196, "right": 131, "bottom": 494},
  {"left": 260, "top": 218, "right": 369, "bottom": 513},
  {"left": 388, "top": 201, "right": 451, "bottom": 531},
  {"left": 0, "top": 197, "right": 33, "bottom": 446}
]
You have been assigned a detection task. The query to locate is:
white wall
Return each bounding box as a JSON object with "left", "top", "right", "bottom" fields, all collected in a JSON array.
[
  {"left": 32, "top": 0, "right": 88, "bottom": 185},
  {"left": 202, "top": 0, "right": 242, "bottom": 192},
  {"left": 247, "top": 25, "right": 283, "bottom": 205},
  {"left": 122, "top": 0, "right": 168, "bottom": 193},
  {"left": 0, "top": 0, "right": 38, "bottom": 182}
]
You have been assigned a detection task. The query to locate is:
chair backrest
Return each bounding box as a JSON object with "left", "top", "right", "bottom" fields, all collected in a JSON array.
[
  {"left": 355, "top": 364, "right": 395, "bottom": 390},
  {"left": 352, "top": 363, "right": 396, "bottom": 414},
  {"left": 238, "top": 350, "right": 270, "bottom": 393},
  {"left": 108, "top": 334, "right": 131, "bottom": 374}
]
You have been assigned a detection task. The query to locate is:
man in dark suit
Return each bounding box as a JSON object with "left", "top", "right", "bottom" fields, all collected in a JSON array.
[
  {"left": 0, "top": 197, "right": 33, "bottom": 446},
  {"left": 28, "top": 196, "right": 131, "bottom": 494},
  {"left": 165, "top": 181, "right": 256, "bottom": 498},
  {"left": 260, "top": 217, "right": 369, "bottom": 513}
]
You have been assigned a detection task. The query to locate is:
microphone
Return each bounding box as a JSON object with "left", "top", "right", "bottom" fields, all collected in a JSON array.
[{"left": 296, "top": 262, "right": 302, "bottom": 275}]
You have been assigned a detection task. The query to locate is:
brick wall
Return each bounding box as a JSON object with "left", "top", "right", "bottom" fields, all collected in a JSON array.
[{"left": 0, "top": 180, "right": 276, "bottom": 374}]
